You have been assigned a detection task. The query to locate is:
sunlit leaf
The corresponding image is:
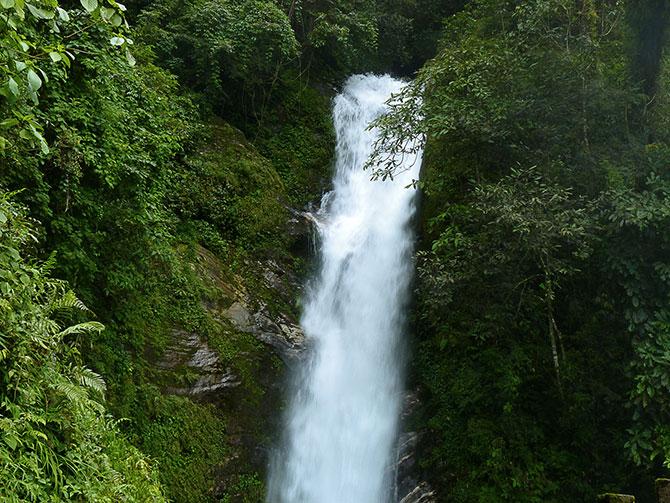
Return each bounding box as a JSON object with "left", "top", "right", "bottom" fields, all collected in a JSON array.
[
  {"left": 79, "top": 0, "right": 97, "bottom": 12},
  {"left": 26, "top": 69, "right": 41, "bottom": 91},
  {"left": 7, "top": 77, "right": 19, "bottom": 96}
]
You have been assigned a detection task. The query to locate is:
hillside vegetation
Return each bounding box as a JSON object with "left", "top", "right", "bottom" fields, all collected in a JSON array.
[{"left": 3, "top": 0, "right": 670, "bottom": 501}]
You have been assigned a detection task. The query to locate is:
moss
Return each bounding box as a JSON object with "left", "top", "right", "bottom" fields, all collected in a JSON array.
[
  {"left": 175, "top": 120, "right": 289, "bottom": 255},
  {"left": 208, "top": 319, "right": 266, "bottom": 401},
  {"left": 191, "top": 244, "right": 241, "bottom": 311},
  {"left": 252, "top": 75, "right": 335, "bottom": 208},
  {"left": 220, "top": 472, "right": 265, "bottom": 502},
  {"left": 597, "top": 494, "right": 636, "bottom": 502},
  {"left": 133, "top": 387, "right": 229, "bottom": 503}
]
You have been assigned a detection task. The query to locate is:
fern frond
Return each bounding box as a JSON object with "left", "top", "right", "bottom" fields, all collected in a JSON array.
[
  {"left": 53, "top": 379, "right": 87, "bottom": 405},
  {"left": 34, "top": 317, "right": 59, "bottom": 337},
  {"left": 39, "top": 252, "right": 58, "bottom": 276},
  {"left": 78, "top": 367, "right": 107, "bottom": 395},
  {"left": 49, "top": 290, "right": 92, "bottom": 314},
  {"left": 57, "top": 321, "right": 104, "bottom": 339}
]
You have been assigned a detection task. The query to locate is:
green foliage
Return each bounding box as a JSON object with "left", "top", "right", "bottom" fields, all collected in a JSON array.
[
  {"left": 220, "top": 472, "right": 264, "bottom": 503},
  {"left": 0, "top": 194, "right": 165, "bottom": 502},
  {"left": 0, "top": 0, "right": 130, "bottom": 153},
  {"left": 1, "top": 4, "right": 310, "bottom": 498},
  {"left": 370, "top": 0, "right": 670, "bottom": 500},
  {"left": 604, "top": 165, "right": 670, "bottom": 469},
  {"left": 293, "top": 0, "right": 379, "bottom": 75},
  {"left": 138, "top": 0, "right": 298, "bottom": 115},
  {"left": 173, "top": 121, "right": 288, "bottom": 251},
  {"left": 132, "top": 388, "right": 229, "bottom": 503},
  {"left": 251, "top": 72, "right": 335, "bottom": 207},
  {"left": 414, "top": 169, "right": 633, "bottom": 501}
]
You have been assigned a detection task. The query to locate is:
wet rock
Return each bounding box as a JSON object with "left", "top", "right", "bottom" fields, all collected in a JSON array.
[
  {"left": 657, "top": 479, "right": 670, "bottom": 503},
  {"left": 222, "top": 299, "right": 306, "bottom": 363},
  {"left": 224, "top": 301, "right": 254, "bottom": 329},
  {"left": 285, "top": 211, "right": 315, "bottom": 258},
  {"left": 394, "top": 390, "right": 437, "bottom": 503},
  {"left": 194, "top": 244, "right": 306, "bottom": 363},
  {"left": 399, "top": 482, "right": 438, "bottom": 503},
  {"left": 157, "top": 329, "right": 241, "bottom": 395},
  {"left": 597, "top": 494, "right": 635, "bottom": 503}
]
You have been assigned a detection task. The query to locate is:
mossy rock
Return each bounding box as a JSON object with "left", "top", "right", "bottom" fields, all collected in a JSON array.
[
  {"left": 176, "top": 119, "right": 288, "bottom": 250},
  {"left": 252, "top": 77, "right": 335, "bottom": 207},
  {"left": 133, "top": 388, "right": 229, "bottom": 503},
  {"left": 597, "top": 494, "right": 635, "bottom": 502},
  {"left": 657, "top": 478, "right": 670, "bottom": 503}
]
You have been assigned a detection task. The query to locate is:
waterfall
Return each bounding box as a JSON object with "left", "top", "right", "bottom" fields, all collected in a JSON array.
[{"left": 268, "top": 74, "right": 423, "bottom": 503}]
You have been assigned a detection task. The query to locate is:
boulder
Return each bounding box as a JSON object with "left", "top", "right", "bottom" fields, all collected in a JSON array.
[
  {"left": 156, "top": 329, "right": 241, "bottom": 396},
  {"left": 394, "top": 390, "right": 437, "bottom": 503},
  {"left": 657, "top": 479, "right": 670, "bottom": 503},
  {"left": 597, "top": 494, "right": 635, "bottom": 503}
]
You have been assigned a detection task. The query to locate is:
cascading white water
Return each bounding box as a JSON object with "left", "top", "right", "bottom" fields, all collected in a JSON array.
[{"left": 268, "top": 74, "right": 422, "bottom": 503}]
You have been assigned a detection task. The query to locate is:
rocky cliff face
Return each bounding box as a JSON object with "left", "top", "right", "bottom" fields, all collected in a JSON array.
[
  {"left": 151, "top": 221, "right": 312, "bottom": 500},
  {"left": 142, "top": 112, "right": 432, "bottom": 501},
  {"left": 394, "top": 391, "right": 438, "bottom": 503}
]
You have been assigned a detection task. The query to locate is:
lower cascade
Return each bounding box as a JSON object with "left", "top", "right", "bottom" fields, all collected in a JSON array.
[{"left": 267, "top": 74, "right": 423, "bottom": 502}]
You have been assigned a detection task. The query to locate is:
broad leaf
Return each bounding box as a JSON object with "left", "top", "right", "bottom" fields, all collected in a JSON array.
[
  {"left": 7, "top": 77, "right": 18, "bottom": 96},
  {"left": 26, "top": 69, "right": 41, "bottom": 91},
  {"left": 79, "top": 0, "right": 97, "bottom": 12}
]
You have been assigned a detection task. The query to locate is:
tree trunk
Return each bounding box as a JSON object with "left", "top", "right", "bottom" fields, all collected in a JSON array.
[{"left": 627, "top": 0, "right": 670, "bottom": 98}]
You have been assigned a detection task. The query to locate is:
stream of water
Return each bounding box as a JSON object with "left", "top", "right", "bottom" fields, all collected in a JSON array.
[{"left": 267, "top": 74, "right": 423, "bottom": 503}]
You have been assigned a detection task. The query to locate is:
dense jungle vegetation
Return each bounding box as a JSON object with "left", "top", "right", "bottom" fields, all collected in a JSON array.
[
  {"left": 1, "top": 0, "right": 670, "bottom": 501},
  {"left": 374, "top": 1, "right": 670, "bottom": 501}
]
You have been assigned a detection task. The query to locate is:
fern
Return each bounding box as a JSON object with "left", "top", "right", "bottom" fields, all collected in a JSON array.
[
  {"left": 77, "top": 367, "right": 107, "bottom": 395},
  {"left": 57, "top": 321, "right": 105, "bottom": 338},
  {"left": 49, "top": 289, "right": 93, "bottom": 314},
  {"left": 53, "top": 379, "right": 88, "bottom": 405},
  {"left": 0, "top": 195, "right": 166, "bottom": 501}
]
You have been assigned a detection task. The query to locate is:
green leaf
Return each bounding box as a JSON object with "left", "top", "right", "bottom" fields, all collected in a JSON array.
[
  {"left": 0, "top": 0, "right": 15, "bottom": 9},
  {"left": 0, "top": 118, "right": 19, "bottom": 128},
  {"left": 4, "top": 435, "right": 18, "bottom": 450},
  {"left": 56, "top": 6, "right": 68, "bottom": 21},
  {"left": 125, "top": 47, "right": 136, "bottom": 66},
  {"left": 99, "top": 5, "right": 113, "bottom": 19},
  {"left": 79, "top": 0, "right": 97, "bottom": 12},
  {"left": 58, "top": 321, "right": 105, "bottom": 338},
  {"left": 110, "top": 13, "right": 122, "bottom": 26},
  {"left": 7, "top": 77, "right": 18, "bottom": 96},
  {"left": 26, "top": 3, "right": 54, "bottom": 19},
  {"left": 29, "top": 124, "right": 48, "bottom": 153},
  {"left": 48, "top": 51, "right": 62, "bottom": 63},
  {"left": 15, "top": 60, "right": 26, "bottom": 71},
  {"left": 109, "top": 36, "right": 124, "bottom": 46},
  {"left": 13, "top": 0, "right": 24, "bottom": 19},
  {"left": 27, "top": 69, "right": 41, "bottom": 91}
]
